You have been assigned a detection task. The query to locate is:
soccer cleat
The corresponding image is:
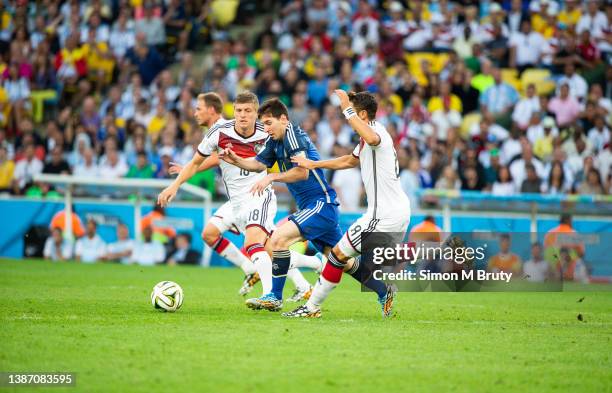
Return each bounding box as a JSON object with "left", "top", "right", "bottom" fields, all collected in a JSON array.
[
  {"left": 378, "top": 285, "right": 397, "bottom": 318},
  {"left": 314, "top": 252, "right": 326, "bottom": 273},
  {"left": 245, "top": 293, "right": 283, "bottom": 311},
  {"left": 286, "top": 286, "right": 313, "bottom": 302},
  {"left": 238, "top": 272, "right": 260, "bottom": 296},
  {"left": 282, "top": 305, "right": 321, "bottom": 318}
]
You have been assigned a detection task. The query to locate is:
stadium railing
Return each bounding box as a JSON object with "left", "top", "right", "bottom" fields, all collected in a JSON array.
[
  {"left": 33, "top": 174, "right": 214, "bottom": 266},
  {"left": 417, "top": 189, "right": 612, "bottom": 235}
]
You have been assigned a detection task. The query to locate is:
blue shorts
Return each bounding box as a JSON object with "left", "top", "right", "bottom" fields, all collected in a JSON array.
[{"left": 288, "top": 200, "right": 343, "bottom": 252}]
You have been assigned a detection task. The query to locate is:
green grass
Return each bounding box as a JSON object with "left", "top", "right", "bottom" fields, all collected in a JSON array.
[{"left": 1, "top": 259, "right": 611, "bottom": 393}]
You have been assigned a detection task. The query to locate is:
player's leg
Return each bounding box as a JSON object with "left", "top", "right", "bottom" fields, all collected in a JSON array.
[
  {"left": 263, "top": 230, "right": 315, "bottom": 303},
  {"left": 241, "top": 189, "right": 280, "bottom": 309},
  {"left": 205, "top": 204, "right": 260, "bottom": 295},
  {"left": 204, "top": 203, "right": 256, "bottom": 276},
  {"left": 245, "top": 219, "right": 304, "bottom": 311},
  {"left": 243, "top": 224, "right": 273, "bottom": 296}
]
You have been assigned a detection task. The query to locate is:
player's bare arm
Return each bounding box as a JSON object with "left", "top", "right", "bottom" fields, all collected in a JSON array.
[
  {"left": 251, "top": 162, "right": 309, "bottom": 196},
  {"left": 291, "top": 154, "right": 359, "bottom": 170},
  {"left": 169, "top": 152, "right": 220, "bottom": 175},
  {"left": 335, "top": 89, "right": 381, "bottom": 146},
  {"left": 157, "top": 152, "right": 205, "bottom": 207},
  {"left": 219, "top": 147, "right": 267, "bottom": 172}
]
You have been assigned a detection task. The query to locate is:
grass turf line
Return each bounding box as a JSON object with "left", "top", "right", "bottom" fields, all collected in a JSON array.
[{"left": 0, "top": 259, "right": 611, "bottom": 393}]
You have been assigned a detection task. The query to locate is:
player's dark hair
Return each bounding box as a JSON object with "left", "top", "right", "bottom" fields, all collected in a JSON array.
[
  {"left": 235, "top": 91, "right": 259, "bottom": 107},
  {"left": 348, "top": 91, "right": 377, "bottom": 120},
  {"left": 258, "top": 98, "right": 289, "bottom": 120},
  {"left": 198, "top": 92, "right": 223, "bottom": 114},
  {"left": 424, "top": 215, "right": 435, "bottom": 223}
]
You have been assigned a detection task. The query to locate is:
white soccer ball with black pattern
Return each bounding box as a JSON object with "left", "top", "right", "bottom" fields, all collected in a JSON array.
[{"left": 151, "top": 281, "right": 184, "bottom": 312}]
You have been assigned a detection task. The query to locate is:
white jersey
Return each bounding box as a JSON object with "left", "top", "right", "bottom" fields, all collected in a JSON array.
[
  {"left": 352, "top": 120, "right": 410, "bottom": 219},
  {"left": 197, "top": 119, "right": 269, "bottom": 206}
]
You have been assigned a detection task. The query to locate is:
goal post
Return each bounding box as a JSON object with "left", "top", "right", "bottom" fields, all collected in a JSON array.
[{"left": 33, "top": 174, "right": 214, "bottom": 266}]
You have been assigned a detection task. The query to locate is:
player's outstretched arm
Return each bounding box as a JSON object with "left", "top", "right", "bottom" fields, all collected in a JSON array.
[
  {"left": 219, "top": 148, "right": 267, "bottom": 172},
  {"left": 157, "top": 152, "right": 205, "bottom": 207},
  {"left": 251, "top": 165, "right": 309, "bottom": 196},
  {"left": 292, "top": 154, "right": 359, "bottom": 170},
  {"left": 335, "top": 89, "right": 381, "bottom": 146},
  {"left": 169, "top": 153, "right": 220, "bottom": 175}
]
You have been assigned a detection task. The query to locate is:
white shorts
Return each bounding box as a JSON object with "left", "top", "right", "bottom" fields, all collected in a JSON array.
[
  {"left": 338, "top": 213, "right": 410, "bottom": 258},
  {"left": 208, "top": 189, "right": 277, "bottom": 236},
  {"left": 208, "top": 201, "right": 241, "bottom": 235}
]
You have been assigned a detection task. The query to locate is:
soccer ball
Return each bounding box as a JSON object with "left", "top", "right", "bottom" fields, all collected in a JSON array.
[{"left": 151, "top": 281, "right": 184, "bottom": 312}]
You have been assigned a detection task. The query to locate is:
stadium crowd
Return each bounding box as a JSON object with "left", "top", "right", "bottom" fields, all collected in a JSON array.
[{"left": 0, "top": 0, "right": 610, "bottom": 213}]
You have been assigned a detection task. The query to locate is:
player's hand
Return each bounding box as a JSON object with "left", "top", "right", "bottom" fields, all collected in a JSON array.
[
  {"left": 168, "top": 162, "right": 183, "bottom": 176},
  {"left": 157, "top": 185, "right": 178, "bottom": 207},
  {"left": 334, "top": 89, "right": 350, "bottom": 110},
  {"left": 219, "top": 148, "right": 238, "bottom": 164},
  {"left": 250, "top": 175, "right": 272, "bottom": 196},
  {"left": 291, "top": 155, "right": 316, "bottom": 170}
]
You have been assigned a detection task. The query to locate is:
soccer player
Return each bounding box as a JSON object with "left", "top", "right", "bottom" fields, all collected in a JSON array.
[
  {"left": 165, "top": 92, "right": 260, "bottom": 294},
  {"left": 283, "top": 90, "right": 411, "bottom": 318},
  {"left": 220, "top": 98, "right": 392, "bottom": 312},
  {"left": 158, "top": 92, "right": 277, "bottom": 297},
  {"left": 169, "top": 92, "right": 319, "bottom": 299}
]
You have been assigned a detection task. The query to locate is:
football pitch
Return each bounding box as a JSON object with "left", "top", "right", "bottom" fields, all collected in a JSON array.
[{"left": 1, "top": 259, "right": 611, "bottom": 393}]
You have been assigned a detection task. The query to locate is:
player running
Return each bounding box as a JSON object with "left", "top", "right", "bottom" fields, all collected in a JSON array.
[
  {"left": 283, "top": 90, "right": 411, "bottom": 318},
  {"left": 158, "top": 92, "right": 277, "bottom": 297},
  {"left": 220, "top": 98, "right": 393, "bottom": 312},
  {"left": 169, "top": 92, "right": 321, "bottom": 300}
]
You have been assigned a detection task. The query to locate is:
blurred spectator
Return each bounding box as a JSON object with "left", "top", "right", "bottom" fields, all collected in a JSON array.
[
  {"left": 491, "top": 165, "right": 516, "bottom": 196},
  {"left": 557, "top": 63, "right": 588, "bottom": 102},
  {"left": 520, "top": 163, "right": 542, "bottom": 193},
  {"left": 73, "top": 148, "right": 99, "bottom": 177},
  {"left": 99, "top": 148, "right": 128, "bottom": 179},
  {"left": 522, "top": 243, "right": 550, "bottom": 282},
  {"left": 50, "top": 205, "right": 85, "bottom": 239},
  {"left": 543, "top": 161, "right": 570, "bottom": 194},
  {"left": 12, "top": 144, "right": 42, "bottom": 194},
  {"left": 131, "top": 225, "right": 165, "bottom": 266},
  {"left": 141, "top": 204, "right": 176, "bottom": 244},
  {"left": 0, "top": 143, "right": 14, "bottom": 192},
  {"left": 43, "top": 146, "right": 70, "bottom": 175},
  {"left": 512, "top": 83, "right": 540, "bottom": 131},
  {"left": 105, "top": 223, "right": 134, "bottom": 264},
  {"left": 126, "top": 151, "right": 156, "bottom": 178},
  {"left": 587, "top": 116, "right": 610, "bottom": 153},
  {"left": 556, "top": 247, "right": 589, "bottom": 284},
  {"left": 43, "top": 227, "right": 73, "bottom": 261},
  {"left": 548, "top": 83, "right": 581, "bottom": 128},
  {"left": 488, "top": 234, "right": 522, "bottom": 274},
  {"left": 510, "top": 142, "right": 546, "bottom": 189},
  {"left": 435, "top": 165, "right": 460, "bottom": 190},
  {"left": 409, "top": 215, "right": 442, "bottom": 243},
  {"left": 479, "top": 68, "right": 519, "bottom": 128},
  {"left": 533, "top": 118, "right": 558, "bottom": 162},
  {"left": 167, "top": 233, "right": 200, "bottom": 265},
  {"left": 135, "top": 2, "right": 166, "bottom": 47},
  {"left": 577, "top": 168, "right": 605, "bottom": 195},
  {"left": 125, "top": 37, "right": 165, "bottom": 86},
  {"left": 75, "top": 219, "right": 106, "bottom": 263},
  {"left": 509, "top": 19, "right": 546, "bottom": 73}
]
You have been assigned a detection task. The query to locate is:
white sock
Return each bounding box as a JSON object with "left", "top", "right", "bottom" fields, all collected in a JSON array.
[
  {"left": 287, "top": 268, "right": 311, "bottom": 291},
  {"left": 251, "top": 251, "right": 272, "bottom": 295},
  {"left": 306, "top": 276, "right": 337, "bottom": 311},
  {"left": 289, "top": 251, "right": 323, "bottom": 271},
  {"left": 218, "top": 241, "right": 256, "bottom": 274}
]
